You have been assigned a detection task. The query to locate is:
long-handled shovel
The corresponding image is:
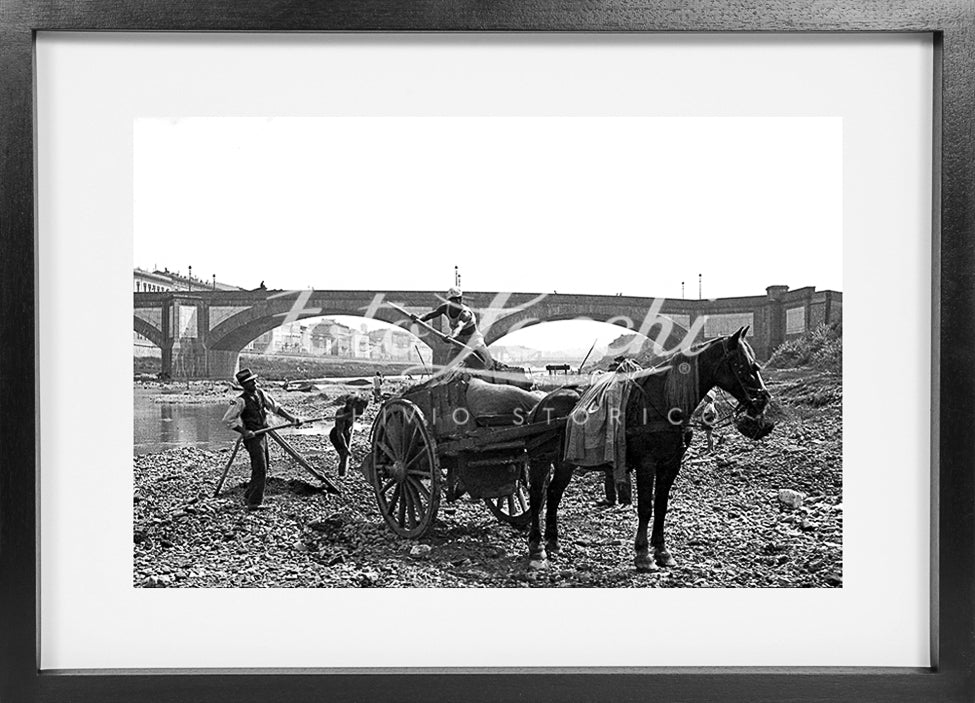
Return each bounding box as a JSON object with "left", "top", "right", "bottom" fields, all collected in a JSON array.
[
  {"left": 387, "top": 301, "right": 492, "bottom": 368},
  {"left": 212, "top": 414, "right": 337, "bottom": 497},
  {"left": 414, "top": 344, "right": 431, "bottom": 375},
  {"left": 576, "top": 338, "right": 598, "bottom": 375},
  {"left": 266, "top": 430, "right": 340, "bottom": 495}
]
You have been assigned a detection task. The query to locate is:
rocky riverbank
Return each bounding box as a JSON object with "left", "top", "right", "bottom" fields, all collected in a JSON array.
[{"left": 134, "top": 368, "right": 842, "bottom": 588}]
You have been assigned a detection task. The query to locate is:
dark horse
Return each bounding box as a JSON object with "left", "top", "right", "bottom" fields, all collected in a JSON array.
[{"left": 526, "top": 326, "right": 771, "bottom": 572}]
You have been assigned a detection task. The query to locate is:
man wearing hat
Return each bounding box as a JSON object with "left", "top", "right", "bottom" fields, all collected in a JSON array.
[
  {"left": 222, "top": 368, "right": 303, "bottom": 509},
  {"left": 416, "top": 287, "right": 493, "bottom": 369}
]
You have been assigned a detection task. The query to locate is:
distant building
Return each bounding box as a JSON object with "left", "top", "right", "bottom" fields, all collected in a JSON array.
[
  {"left": 134, "top": 266, "right": 242, "bottom": 293},
  {"left": 368, "top": 327, "right": 417, "bottom": 361},
  {"left": 491, "top": 345, "right": 544, "bottom": 363},
  {"left": 133, "top": 268, "right": 176, "bottom": 293},
  {"left": 239, "top": 318, "right": 429, "bottom": 363}
]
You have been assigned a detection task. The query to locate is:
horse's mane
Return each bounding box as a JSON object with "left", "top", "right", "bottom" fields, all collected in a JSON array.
[{"left": 651, "top": 337, "right": 724, "bottom": 420}]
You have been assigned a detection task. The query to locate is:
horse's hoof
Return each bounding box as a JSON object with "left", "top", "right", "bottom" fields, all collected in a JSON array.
[
  {"left": 545, "top": 540, "right": 560, "bottom": 555},
  {"left": 635, "top": 552, "right": 659, "bottom": 573},
  {"left": 528, "top": 554, "right": 548, "bottom": 570},
  {"left": 654, "top": 548, "right": 677, "bottom": 568}
]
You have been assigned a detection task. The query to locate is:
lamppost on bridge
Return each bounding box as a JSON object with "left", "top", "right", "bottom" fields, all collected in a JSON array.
[
  {"left": 188, "top": 265, "right": 193, "bottom": 291},
  {"left": 212, "top": 274, "right": 216, "bottom": 290}
]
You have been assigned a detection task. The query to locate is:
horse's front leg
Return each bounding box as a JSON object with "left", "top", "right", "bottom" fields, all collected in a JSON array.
[
  {"left": 527, "top": 457, "right": 550, "bottom": 567},
  {"left": 650, "top": 458, "right": 680, "bottom": 567},
  {"left": 633, "top": 455, "right": 657, "bottom": 572},
  {"left": 543, "top": 461, "right": 574, "bottom": 556}
]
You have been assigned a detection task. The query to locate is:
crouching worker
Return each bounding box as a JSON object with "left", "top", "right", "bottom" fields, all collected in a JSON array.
[
  {"left": 329, "top": 394, "right": 370, "bottom": 477},
  {"left": 222, "top": 368, "right": 303, "bottom": 510}
]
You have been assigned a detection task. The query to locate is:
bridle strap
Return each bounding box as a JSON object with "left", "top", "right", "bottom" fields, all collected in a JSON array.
[{"left": 717, "top": 338, "right": 765, "bottom": 416}]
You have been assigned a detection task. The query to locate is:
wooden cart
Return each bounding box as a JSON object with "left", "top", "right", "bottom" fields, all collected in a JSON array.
[{"left": 362, "top": 370, "right": 566, "bottom": 538}]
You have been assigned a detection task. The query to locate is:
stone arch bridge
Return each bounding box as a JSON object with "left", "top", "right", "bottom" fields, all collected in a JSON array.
[{"left": 134, "top": 286, "right": 841, "bottom": 379}]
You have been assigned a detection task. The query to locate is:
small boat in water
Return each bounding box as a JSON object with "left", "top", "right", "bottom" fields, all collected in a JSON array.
[{"left": 282, "top": 380, "right": 317, "bottom": 392}]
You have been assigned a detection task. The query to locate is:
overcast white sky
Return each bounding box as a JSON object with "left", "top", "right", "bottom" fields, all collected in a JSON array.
[
  {"left": 135, "top": 116, "right": 841, "bottom": 296},
  {"left": 135, "top": 117, "right": 841, "bottom": 349}
]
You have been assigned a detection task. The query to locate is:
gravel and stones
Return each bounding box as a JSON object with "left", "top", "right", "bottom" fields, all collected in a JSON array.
[{"left": 134, "top": 369, "right": 842, "bottom": 588}]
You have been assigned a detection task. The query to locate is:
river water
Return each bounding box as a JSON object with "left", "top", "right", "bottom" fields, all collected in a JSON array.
[{"left": 133, "top": 387, "right": 327, "bottom": 456}]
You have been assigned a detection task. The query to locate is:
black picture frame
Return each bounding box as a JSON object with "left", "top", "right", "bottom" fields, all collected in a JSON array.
[{"left": 2, "top": 2, "right": 972, "bottom": 702}]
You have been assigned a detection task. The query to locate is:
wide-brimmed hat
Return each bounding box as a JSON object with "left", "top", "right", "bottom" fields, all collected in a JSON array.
[
  {"left": 235, "top": 368, "right": 258, "bottom": 385},
  {"left": 446, "top": 286, "right": 463, "bottom": 299}
]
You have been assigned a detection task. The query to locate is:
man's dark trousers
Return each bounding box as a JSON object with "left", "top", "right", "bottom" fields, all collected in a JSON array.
[{"left": 243, "top": 435, "right": 270, "bottom": 506}]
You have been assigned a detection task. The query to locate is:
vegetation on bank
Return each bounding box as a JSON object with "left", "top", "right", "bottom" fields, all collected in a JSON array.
[{"left": 766, "top": 323, "right": 842, "bottom": 372}]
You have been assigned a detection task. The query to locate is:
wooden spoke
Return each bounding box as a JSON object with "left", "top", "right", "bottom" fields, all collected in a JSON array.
[
  {"left": 376, "top": 438, "right": 398, "bottom": 464},
  {"left": 408, "top": 475, "right": 431, "bottom": 502},
  {"left": 483, "top": 460, "right": 531, "bottom": 529},
  {"left": 407, "top": 422, "right": 421, "bottom": 455},
  {"left": 387, "top": 484, "right": 402, "bottom": 516},
  {"left": 406, "top": 450, "right": 429, "bottom": 472},
  {"left": 404, "top": 481, "right": 419, "bottom": 528},
  {"left": 397, "top": 485, "right": 408, "bottom": 527},
  {"left": 404, "top": 438, "right": 425, "bottom": 465},
  {"left": 384, "top": 414, "right": 403, "bottom": 458}
]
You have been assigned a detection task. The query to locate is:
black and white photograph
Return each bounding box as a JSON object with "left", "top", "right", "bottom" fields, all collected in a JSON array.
[
  {"left": 5, "top": 0, "right": 973, "bottom": 696},
  {"left": 24, "top": 28, "right": 941, "bottom": 680},
  {"left": 132, "top": 116, "right": 843, "bottom": 589}
]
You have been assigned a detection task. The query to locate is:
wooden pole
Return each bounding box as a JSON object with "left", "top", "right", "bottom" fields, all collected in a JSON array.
[
  {"left": 576, "top": 338, "right": 598, "bottom": 374},
  {"left": 249, "top": 414, "right": 334, "bottom": 439},
  {"left": 387, "top": 302, "right": 477, "bottom": 354},
  {"left": 267, "top": 430, "right": 341, "bottom": 495},
  {"left": 213, "top": 436, "right": 242, "bottom": 497},
  {"left": 414, "top": 344, "right": 430, "bottom": 375},
  {"left": 214, "top": 414, "right": 335, "bottom": 496}
]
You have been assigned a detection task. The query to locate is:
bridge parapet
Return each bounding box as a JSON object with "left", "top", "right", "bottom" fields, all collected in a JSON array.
[{"left": 133, "top": 286, "right": 841, "bottom": 379}]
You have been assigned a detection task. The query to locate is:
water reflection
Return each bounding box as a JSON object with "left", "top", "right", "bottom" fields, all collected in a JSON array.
[
  {"left": 134, "top": 387, "right": 325, "bottom": 455},
  {"left": 134, "top": 389, "right": 228, "bottom": 455}
]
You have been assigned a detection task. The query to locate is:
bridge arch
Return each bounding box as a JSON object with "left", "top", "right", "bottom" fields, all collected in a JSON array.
[
  {"left": 208, "top": 302, "right": 435, "bottom": 353},
  {"left": 205, "top": 302, "right": 438, "bottom": 379},
  {"left": 133, "top": 316, "right": 163, "bottom": 349}
]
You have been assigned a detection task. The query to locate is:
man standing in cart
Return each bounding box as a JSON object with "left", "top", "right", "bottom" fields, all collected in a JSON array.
[
  {"left": 416, "top": 287, "right": 494, "bottom": 369},
  {"left": 222, "top": 368, "right": 303, "bottom": 510}
]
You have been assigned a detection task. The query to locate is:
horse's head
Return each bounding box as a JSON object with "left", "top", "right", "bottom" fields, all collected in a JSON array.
[{"left": 710, "top": 326, "right": 771, "bottom": 418}]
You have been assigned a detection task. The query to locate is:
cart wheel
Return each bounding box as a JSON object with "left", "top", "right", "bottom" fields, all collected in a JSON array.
[
  {"left": 484, "top": 460, "right": 531, "bottom": 529},
  {"left": 370, "top": 398, "right": 440, "bottom": 538}
]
